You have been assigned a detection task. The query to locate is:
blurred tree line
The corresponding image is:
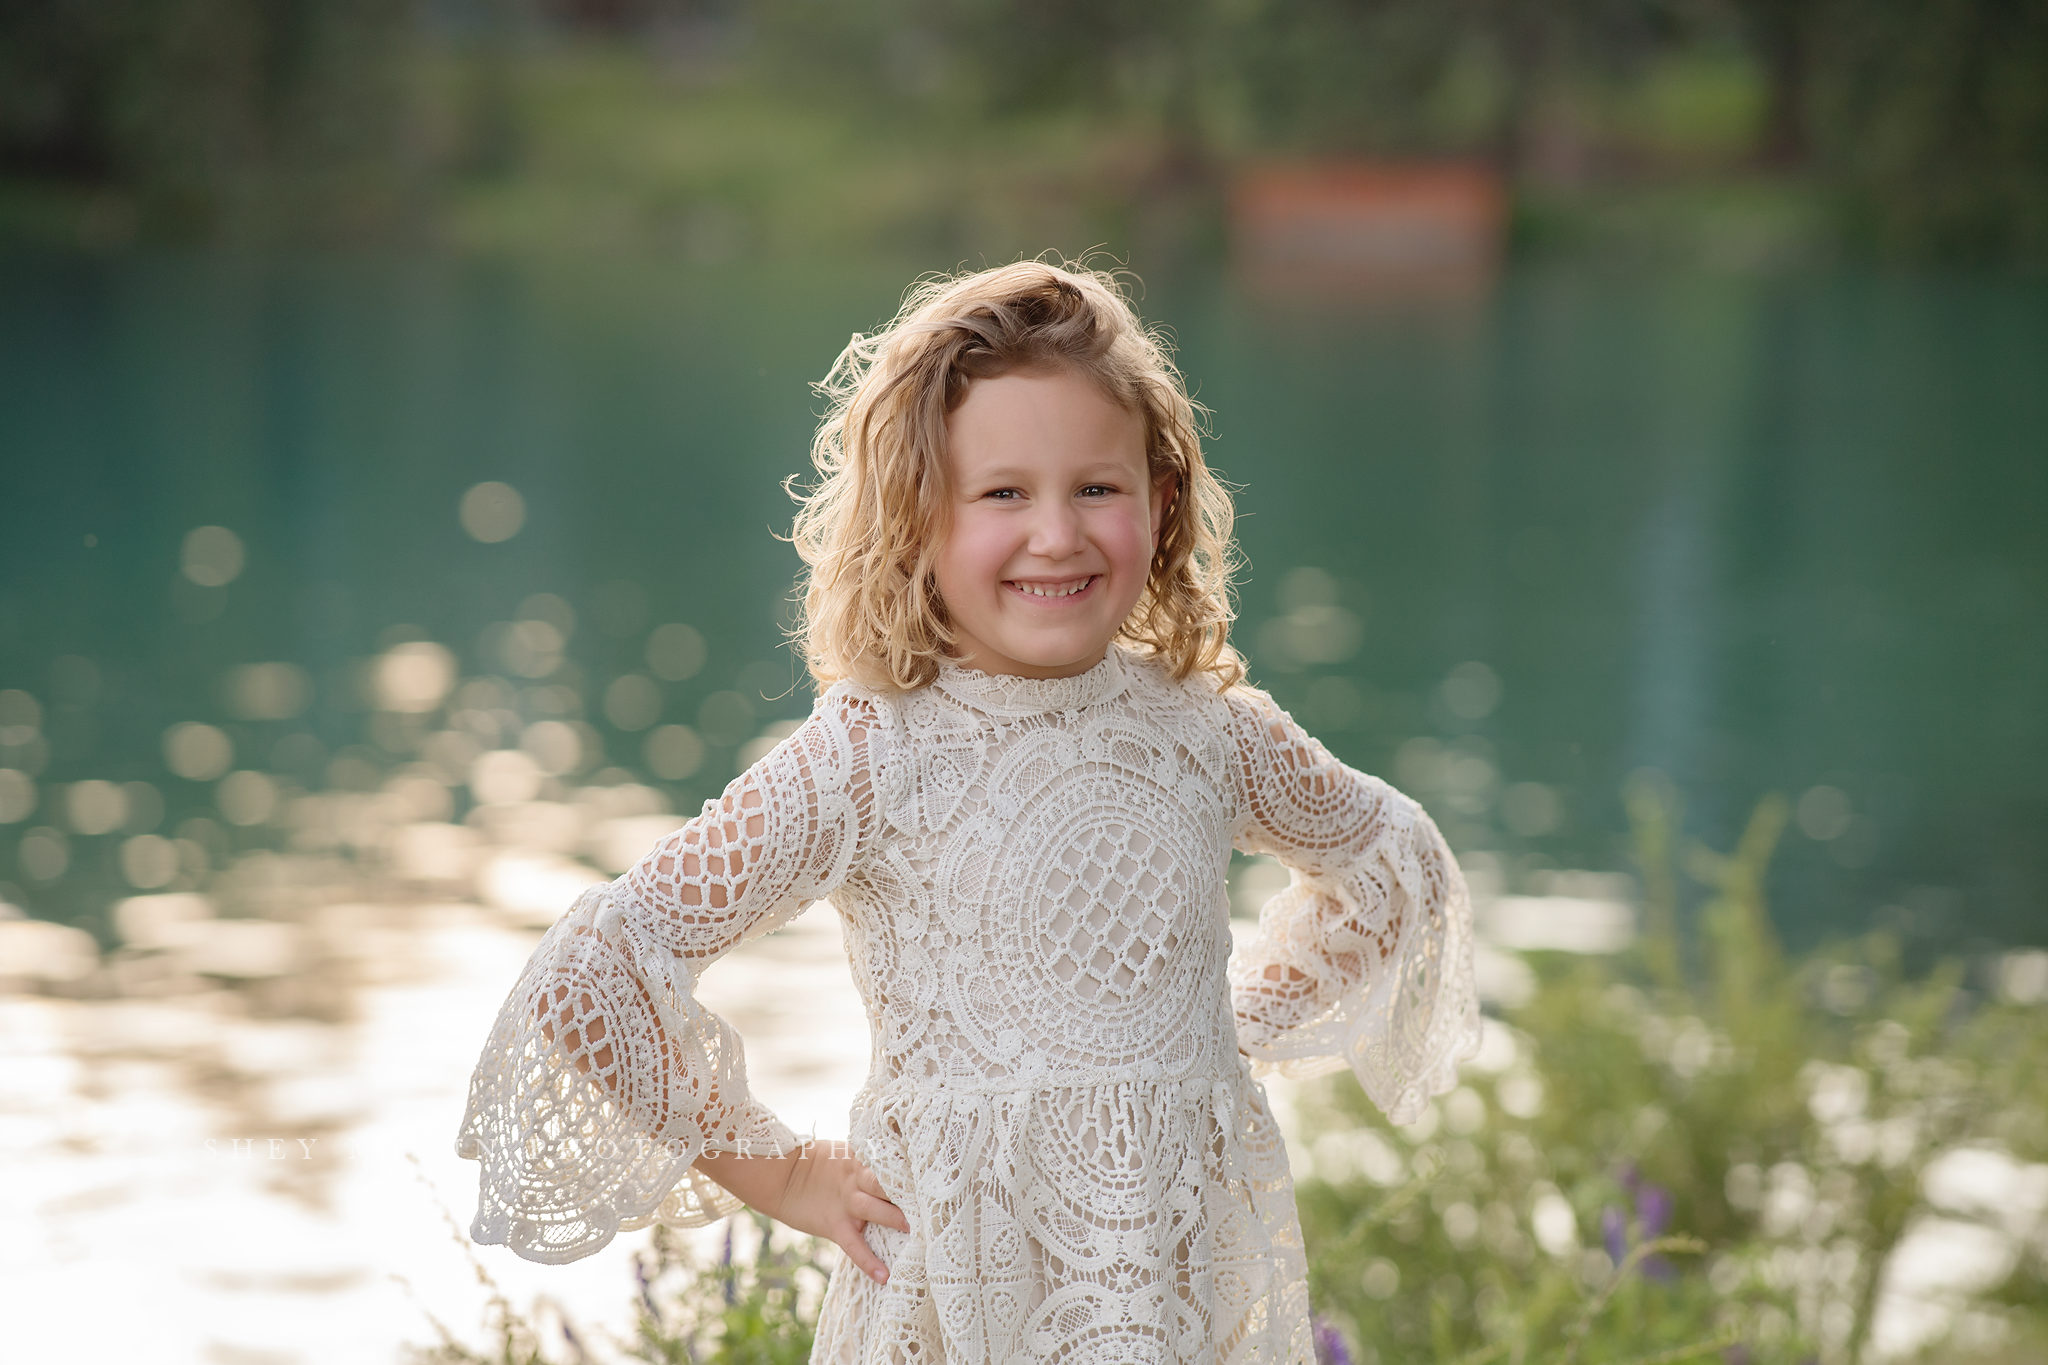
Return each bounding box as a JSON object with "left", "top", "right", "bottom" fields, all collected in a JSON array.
[{"left": 2, "top": 0, "right": 2045, "bottom": 258}]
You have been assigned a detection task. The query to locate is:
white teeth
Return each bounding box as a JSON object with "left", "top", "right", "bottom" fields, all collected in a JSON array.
[{"left": 1013, "top": 577, "right": 1091, "bottom": 598}]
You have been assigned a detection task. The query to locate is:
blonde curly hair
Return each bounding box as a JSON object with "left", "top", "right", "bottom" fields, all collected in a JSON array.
[{"left": 788, "top": 259, "right": 1242, "bottom": 694}]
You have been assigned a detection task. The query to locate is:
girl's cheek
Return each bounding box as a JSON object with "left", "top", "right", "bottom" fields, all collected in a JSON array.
[
  {"left": 941, "top": 512, "right": 1007, "bottom": 586},
  {"left": 1098, "top": 508, "right": 1155, "bottom": 567}
]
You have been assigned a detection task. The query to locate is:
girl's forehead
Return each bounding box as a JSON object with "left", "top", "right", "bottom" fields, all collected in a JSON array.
[
  {"left": 947, "top": 371, "right": 1141, "bottom": 436},
  {"left": 951, "top": 361, "right": 1136, "bottom": 413}
]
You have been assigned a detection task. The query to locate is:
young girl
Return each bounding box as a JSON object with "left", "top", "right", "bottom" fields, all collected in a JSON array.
[{"left": 457, "top": 260, "right": 1479, "bottom": 1363}]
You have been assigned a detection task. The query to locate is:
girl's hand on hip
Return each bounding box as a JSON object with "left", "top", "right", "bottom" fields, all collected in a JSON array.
[{"left": 695, "top": 1144, "right": 909, "bottom": 1285}]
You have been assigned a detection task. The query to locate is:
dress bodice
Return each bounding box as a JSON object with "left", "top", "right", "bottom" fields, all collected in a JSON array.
[{"left": 832, "top": 648, "right": 1242, "bottom": 1091}]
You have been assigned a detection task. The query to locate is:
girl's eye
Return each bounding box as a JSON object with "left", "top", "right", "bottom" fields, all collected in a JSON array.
[
  {"left": 986, "top": 488, "right": 1022, "bottom": 501},
  {"left": 1079, "top": 484, "right": 1116, "bottom": 498}
]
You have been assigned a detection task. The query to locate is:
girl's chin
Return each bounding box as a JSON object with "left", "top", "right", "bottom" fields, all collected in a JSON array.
[{"left": 969, "top": 626, "right": 1118, "bottom": 677}]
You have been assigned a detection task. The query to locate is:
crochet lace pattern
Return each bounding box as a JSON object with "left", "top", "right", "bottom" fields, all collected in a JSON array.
[{"left": 457, "top": 645, "right": 1479, "bottom": 1363}]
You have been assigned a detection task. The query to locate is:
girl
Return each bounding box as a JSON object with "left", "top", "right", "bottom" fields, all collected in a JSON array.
[{"left": 457, "top": 260, "right": 1479, "bottom": 1363}]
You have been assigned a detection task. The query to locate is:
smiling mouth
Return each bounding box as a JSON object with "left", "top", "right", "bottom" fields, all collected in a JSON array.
[{"left": 1006, "top": 575, "right": 1096, "bottom": 600}]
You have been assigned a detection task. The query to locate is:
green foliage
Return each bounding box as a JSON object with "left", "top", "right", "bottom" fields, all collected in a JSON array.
[
  {"left": 1294, "top": 785, "right": 2048, "bottom": 1364},
  {"left": 1806, "top": 0, "right": 2048, "bottom": 260},
  {"left": 624, "top": 1217, "right": 830, "bottom": 1365},
  {"left": 405, "top": 1212, "right": 830, "bottom": 1365},
  {"left": 4, "top": 0, "right": 2046, "bottom": 258},
  {"left": 0, "top": 0, "right": 421, "bottom": 240}
]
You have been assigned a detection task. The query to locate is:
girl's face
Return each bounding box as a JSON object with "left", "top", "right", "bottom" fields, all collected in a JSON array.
[{"left": 935, "top": 367, "right": 1166, "bottom": 679}]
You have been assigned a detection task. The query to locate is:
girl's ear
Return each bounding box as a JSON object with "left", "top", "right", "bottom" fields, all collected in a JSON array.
[{"left": 1150, "top": 471, "right": 1177, "bottom": 549}]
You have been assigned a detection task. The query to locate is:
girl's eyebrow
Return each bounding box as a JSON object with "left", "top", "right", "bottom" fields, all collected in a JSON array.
[{"left": 965, "top": 458, "right": 1139, "bottom": 484}]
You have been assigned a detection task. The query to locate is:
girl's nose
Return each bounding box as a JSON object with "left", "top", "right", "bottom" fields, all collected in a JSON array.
[{"left": 1026, "top": 501, "right": 1087, "bottom": 559}]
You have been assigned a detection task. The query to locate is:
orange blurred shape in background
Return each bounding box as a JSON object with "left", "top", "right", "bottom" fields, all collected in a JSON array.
[{"left": 1231, "top": 162, "right": 1506, "bottom": 299}]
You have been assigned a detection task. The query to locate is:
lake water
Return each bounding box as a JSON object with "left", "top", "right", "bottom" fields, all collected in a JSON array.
[
  {"left": 2, "top": 251, "right": 2044, "bottom": 951},
  {"left": 2, "top": 249, "right": 2045, "bottom": 1364}
]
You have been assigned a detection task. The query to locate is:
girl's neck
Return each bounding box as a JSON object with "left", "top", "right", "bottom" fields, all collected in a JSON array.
[{"left": 943, "top": 644, "right": 1111, "bottom": 681}]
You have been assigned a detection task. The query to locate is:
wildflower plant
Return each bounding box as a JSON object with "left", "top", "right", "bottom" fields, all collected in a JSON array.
[
  {"left": 403, "top": 1203, "right": 830, "bottom": 1365},
  {"left": 623, "top": 1214, "right": 832, "bottom": 1365},
  {"left": 1293, "top": 784, "right": 2048, "bottom": 1365}
]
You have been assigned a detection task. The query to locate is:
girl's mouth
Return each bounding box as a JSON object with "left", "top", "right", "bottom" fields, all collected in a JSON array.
[{"left": 1005, "top": 575, "right": 1097, "bottom": 601}]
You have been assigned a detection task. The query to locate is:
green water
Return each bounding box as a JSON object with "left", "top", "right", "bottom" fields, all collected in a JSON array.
[{"left": 2, "top": 251, "right": 2043, "bottom": 952}]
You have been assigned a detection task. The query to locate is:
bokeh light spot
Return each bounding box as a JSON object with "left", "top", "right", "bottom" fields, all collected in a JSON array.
[
  {"left": 492, "top": 621, "right": 563, "bottom": 678},
  {"left": 604, "top": 674, "right": 663, "bottom": 731},
  {"left": 471, "top": 749, "right": 542, "bottom": 804},
  {"left": 226, "top": 662, "right": 311, "bottom": 720},
  {"left": 460, "top": 482, "right": 526, "bottom": 543},
  {"left": 420, "top": 730, "right": 482, "bottom": 784},
  {"left": 1442, "top": 662, "right": 1502, "bottom": 720},
  {"left": 121, "top": 833, "right": 178, "bottom": 889},
  {"left": 0, "top": 770, "right": 36, "bottom": 823},
  {"left": 164, "top": 722, "right": 233, "bottom": 781},
  {"left": 386, "top": 772, "right": 454, "bottom": 822},
  {"left": 0, "top": 689, "right": 42, "bottom": 729},
  {"left": 643, "top": 724, "right": 704, "bottom": 780},
  {"left": 181, "top": 526, "right": 245, "bottom": 586},
  {"left": 122, "top": 781, "right": 163, "bottom": 834},
  {"left": 376, "top": 642, "right": 456, "bottom": 712},
  {"left": 521, "top": 720, "right": 583, "bottom": 776},
  {"left": 1258, "top": 604, "right": 1361, "bottom": 670},
  {"left": 19, "top": 827, "right": 68, "bottom": 881},
  {"left": 1279, "top": 566, "right": 1339, "bottom": 611},
  {"left": 646, "top": 623, "right": 706, "bottom": 681},
  {"left": 517, "top": 594, "right": 576, "bottom": 639},
  {"left": 326, "top": 749, "right": 383, "bottom": 792},
  {"left": 65, "top": 779, "right": 129, "bottom": 835},
  {"left": 218, "top": 771, "right": 278, "bottom": 826}
]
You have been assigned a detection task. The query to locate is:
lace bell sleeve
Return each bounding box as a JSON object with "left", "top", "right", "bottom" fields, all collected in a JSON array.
[
  {"left": 455, "top": 689, "right": 884, "bottom": 1264},
  {"left": 1225, "top": 686, "right": 1480, "bottom": 1125}
]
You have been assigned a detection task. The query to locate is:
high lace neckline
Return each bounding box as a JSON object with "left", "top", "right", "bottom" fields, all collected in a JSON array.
[{"left": 932, "top": 645, "right": 1130, "bottom": 716}]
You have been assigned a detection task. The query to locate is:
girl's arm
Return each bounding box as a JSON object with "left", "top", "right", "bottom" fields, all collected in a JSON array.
[
  {"left": 456, "top": 689, "right": 896, "bottom": 1266},
  {"left": 1224, "top": 686, "right": 1481, "bottom": 1125}
]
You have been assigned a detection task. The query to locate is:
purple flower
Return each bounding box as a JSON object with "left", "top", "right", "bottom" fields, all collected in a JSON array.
[
  {"left": 1601, "top": 1205, "right": 1629, "bottom": 1266},
  {"left": 1312, "top": 1314, "right": 1353, "bottom": 1365},
  {"left": 1634, "top": 1180, "right": 1677, "bottom": 1279},
  {"left": 1636, "top": 1181, "right": 1674, "bottom": 1240},
  {"left": 633, "top": 1253, "right": 661, "bottom": 1324}
]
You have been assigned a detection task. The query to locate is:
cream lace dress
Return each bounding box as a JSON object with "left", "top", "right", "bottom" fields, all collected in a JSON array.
[{"left": 457, "top": 646, "right": 1478, "bottom": 1364}]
